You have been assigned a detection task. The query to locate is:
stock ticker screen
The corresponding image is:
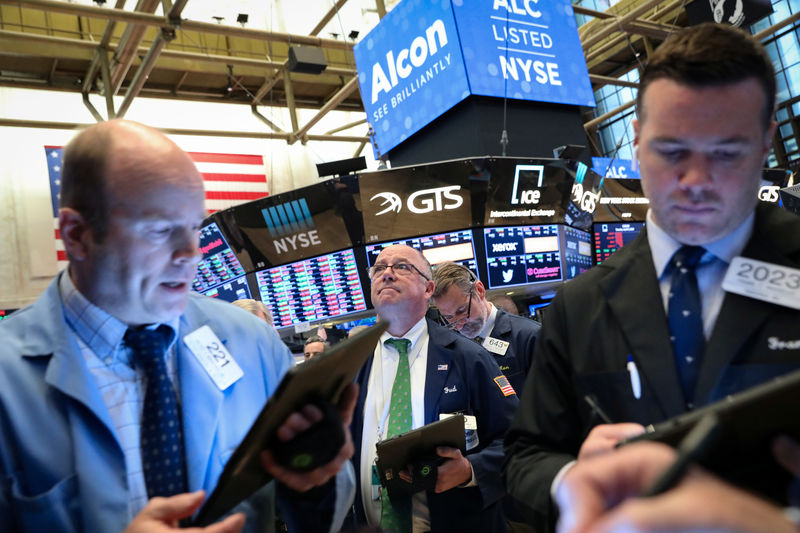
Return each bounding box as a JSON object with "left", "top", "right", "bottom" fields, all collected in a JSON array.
[
  {"left": 563, "top": 226, "right": 593, "bottom": 280},
  {"left": 255, "top": 248, "right": 368, "bottom": 329},
  {"left": 0, "top": 309, "right": 16, "bottom": 322},
  {"left": 593, "top": 222, "right": 645, "bottom": 264},
  {"left": 483, "top": 225, "right": 563, "bottom": 289},
  {"left": 193, "top": 222, "right": 249, "bottom": 301},
  {"left": 365, "top": 230, "right": 479, "bottom": 272}
]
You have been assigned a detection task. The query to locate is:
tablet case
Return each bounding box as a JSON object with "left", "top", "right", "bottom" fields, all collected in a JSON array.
[
  {"left": 192, "top": 320, "right": 387, "bottom": 526},
  {"left": 375, "top": 414, "right": 466, "bottom": 496},
  {"left": 621, "top": 367, "right": 800, "bottom": 504}
]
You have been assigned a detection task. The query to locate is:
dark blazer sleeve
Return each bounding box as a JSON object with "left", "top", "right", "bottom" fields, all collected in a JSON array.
[
  {"left": 502, "top": 293, "right": 583, "bottom": 531},
  {"left": 427, "top": 323, "right": 520, "bottom": 508}
]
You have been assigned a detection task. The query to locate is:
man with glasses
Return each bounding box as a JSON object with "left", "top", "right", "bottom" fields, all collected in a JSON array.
[
  {"left": 348, "top": 244, "right": 519, "bottom": 532},
  {"left": 432, "top": 262, "right": 540, "bottom": 396}
]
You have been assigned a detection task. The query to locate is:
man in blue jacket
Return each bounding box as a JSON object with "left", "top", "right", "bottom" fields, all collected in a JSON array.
[
  {"left": 350, "top": 244, "right": 519, "bottom": 532},
  {"left": 0, "top": 119, "right": 355, "bottom": 533},
  {"left": 431, "top": 262, "right": 540, "bottom": 396}
]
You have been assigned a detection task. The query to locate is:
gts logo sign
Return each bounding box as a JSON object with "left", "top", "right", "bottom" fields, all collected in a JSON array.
[{"left": 370, "top": 186, "right": 464, "bottom": 215}]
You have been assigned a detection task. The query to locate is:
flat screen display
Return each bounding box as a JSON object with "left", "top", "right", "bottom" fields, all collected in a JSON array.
[
  {"left": 193, "top": 222, "right": 247, "bottom": 294},
  {"left": 202, "top": 277, "right": 252, "bottom": 302},
  {"left": 483, "top": 225, "right": 562, "bottom": 289},
  {"left": 593, "top": 221, "right": 645, "bottom": 264},
  {"left": 0, "top": 309, "right": 17, "bottom": 322},
  {"left": 563, "top": 226, "right": 593, "bottom": 280},
  {"left": 365, "top": 229, "right": 478, "bottom": 272},
  {"left": 255, "top": 248, "right": 368, "bottom": 329}
]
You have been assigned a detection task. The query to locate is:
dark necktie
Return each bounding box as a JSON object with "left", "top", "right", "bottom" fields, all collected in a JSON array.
[
  {"left": 380, "top": 337, "right": 412, "bottom": 533},
  {"left": 667, "top": 246, "right": 706, "bottom": 407},
  {"left": 125, "top": 326, "right": 188, "bottom": 498}
]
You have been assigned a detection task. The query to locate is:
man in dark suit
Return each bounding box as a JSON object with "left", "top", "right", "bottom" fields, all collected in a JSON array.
[
  {"left": 431, "top": 262, "right": 540, "bottom": 396},
  {"left": 350, "top": 244, "right": 519, "bottom": 532},
  {"left": 504, "top": 23, "right": 800, "bottom": 532}
]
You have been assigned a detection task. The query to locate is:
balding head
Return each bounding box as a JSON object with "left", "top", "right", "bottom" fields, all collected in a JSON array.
[
  {"left": 58, "top": 120, "right": 206, "bottom": 325},
  {"left": 60, "top": 120, "right": 202, "bottom": 243}
]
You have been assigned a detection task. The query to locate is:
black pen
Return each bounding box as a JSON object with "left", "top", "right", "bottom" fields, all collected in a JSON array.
[
  {"left": 640, "top": 413, "right": 722, "bottom": 497},
  {"left": 584, "top": 394, "right": 613, "bottom": 424}
]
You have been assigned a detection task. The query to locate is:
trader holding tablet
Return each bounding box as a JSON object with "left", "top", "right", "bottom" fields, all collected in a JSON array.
[
  {"left": 504, "top": 23, "right": 800, "bottom": 532},
  {"left": 349, "top": 244, "right": 519, "bottom": 532},
  {"left": 0, "top": 120, "right": 354, "bottom": 532}
]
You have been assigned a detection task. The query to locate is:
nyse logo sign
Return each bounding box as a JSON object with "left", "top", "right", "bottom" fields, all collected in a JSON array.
[
  {"left": 261, "top": 198, "right": 321, "bottom": 254},
  {"left": 370, "top": 185, "right": 464, "bottom": 215},
  {"left": 511, "top": 165, "right": 544, "bottom": 205}
]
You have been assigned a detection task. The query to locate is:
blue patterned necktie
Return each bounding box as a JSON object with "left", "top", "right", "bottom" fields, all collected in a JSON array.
[
  {"left": 667, "top": 246, "right": 706, "bottom": 407},
  {"left": 125, "top": 326, "right": 188, "bottom": 498},
  {"left": 380, "top": 337, "right": 412, "bottom": 533}
]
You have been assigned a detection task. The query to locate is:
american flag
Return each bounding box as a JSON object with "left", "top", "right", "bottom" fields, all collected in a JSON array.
[
  {"left": 493, "top": 375, "right": 516, "bottom": 397},
  {"left": 44, "top": 147, "right": 268, "bottom": 271}
]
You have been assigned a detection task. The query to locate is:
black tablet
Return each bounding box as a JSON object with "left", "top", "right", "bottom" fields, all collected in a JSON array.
[
  {"left": 375, "top": 414, "right": 466, "bottom": 496},
  {"left": 620, "top": 367, "right": 800, "bottom": 503},
  {"left": 192, "top": 320, "right": 387, "bottom": 526}
]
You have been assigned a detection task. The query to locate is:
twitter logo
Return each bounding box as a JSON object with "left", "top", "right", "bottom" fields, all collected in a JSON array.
[{"left": 502, "top": 269, "right": 514, "bottom": 283}]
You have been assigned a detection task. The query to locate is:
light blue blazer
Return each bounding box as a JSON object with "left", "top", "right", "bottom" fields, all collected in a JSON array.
[{"left": 0, "top": 274, "right": 353, "bottom": 532}]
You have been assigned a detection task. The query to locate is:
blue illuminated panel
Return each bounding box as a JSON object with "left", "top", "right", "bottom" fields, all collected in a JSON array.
[
  {"left": 255, "top": 249, "right": 367, "bottom": 329},
  {"left": 484, "top": 225, "right": 562, "bottom": 288},
  {"left": 354, "top": 1, "right": 469, "bottom": 155},
  {"left": 365, "top": 230, "right": 477, "bottom": 272},
  {"left": 193, "top": 222, "right": 246, "bottom": 295},
  {"left": 452, "top": 0, "right": 594, "bottom": 107}
]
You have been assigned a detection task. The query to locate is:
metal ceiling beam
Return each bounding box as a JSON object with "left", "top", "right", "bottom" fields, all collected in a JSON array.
[
  {"left": 310, "top": 0, "right": 350, "bottom": 37},
  {"left": 293, "top": 76, "right": 359, "bottom": 143},
  {"left": 109, "top": 0, "right": 161, "bottom": 95},
  {"left": 1, "top": 0, "right": 353, "bottom": 51},
  {"left": 0, "top": 118, "right": 368, "bottom": 142},
  {"left": 81, "top": 0, "right": 127, "bottom": 94},
  {"left": 580, "top": 0, "right": 677, "bottom": 51},
  {"left": 0, "top": 30, "right": 357, "bottom": 77},
  {"left": 115, "top": 0, "right": 188, "bottom": 118}
]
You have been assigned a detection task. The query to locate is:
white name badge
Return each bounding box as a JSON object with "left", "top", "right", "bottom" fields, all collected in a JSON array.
[
  {"left": 482, "top": 337, "right": 509, "bottom": 356},
  {"left": 722, "top": 257, "right": 800, "bottom": 310},
  {"left": 183, "top": 326, "right": 244, "bottom": 391}
]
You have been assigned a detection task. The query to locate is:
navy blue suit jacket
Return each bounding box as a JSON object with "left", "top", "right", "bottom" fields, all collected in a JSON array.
[
  {"left": 487, "top": 309, "right": 540, "bottom": 396},
  {"left": 350, "top": 319, "right": 519, "bottom": 532}
]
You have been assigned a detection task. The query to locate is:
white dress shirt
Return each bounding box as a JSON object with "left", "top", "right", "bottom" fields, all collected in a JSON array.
[
  {"left": 646, "top": 209, "right": 754, "bottom": 338},
  {"left": 360, "top": 316, "right": 431, "bottom": 532}
]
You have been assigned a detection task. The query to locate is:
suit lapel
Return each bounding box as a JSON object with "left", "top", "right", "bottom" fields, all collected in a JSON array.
[
  {"left": 696, "top": 217, "right": 795, "bottom": 402},
  {"left": 177, "top": 303, "right": 225, "bottom": 491},
  {"left": 424, "top": 321, "right": 453, "bottom": 424},
  {"left": 489, "top": 311, "right": 512, "bottom": 340},
  {"left": 600, "top": 234, "right": 686, "bottom": 418}
]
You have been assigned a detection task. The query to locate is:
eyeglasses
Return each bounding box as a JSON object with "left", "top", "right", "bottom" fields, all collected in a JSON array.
[
  {"left": 439, "top": 285, "right": 474, "bottom": 329},
  {"left": 368, "top": 262, "right": 430, "bottom": 280}
]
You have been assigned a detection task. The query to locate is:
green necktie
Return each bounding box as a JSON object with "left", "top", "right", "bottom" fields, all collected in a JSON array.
[{"left": 380, "top": 337, "right": 413, "bottom": 533}]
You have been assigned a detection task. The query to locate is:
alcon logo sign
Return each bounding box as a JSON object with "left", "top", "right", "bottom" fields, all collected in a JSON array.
[
  {"left": 370, "top": 19, "right": 449, "bottom": 105},
  {"left": 370, "top": 185, "right": 463, "bottom": 215},
  {"left": 261, "top": 198, "right": 321, "bottom": 254}
]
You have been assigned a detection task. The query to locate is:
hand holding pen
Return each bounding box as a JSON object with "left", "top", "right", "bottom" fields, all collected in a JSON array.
[{"left": 555, "top": 440, "right": 798, "bottom": 533}]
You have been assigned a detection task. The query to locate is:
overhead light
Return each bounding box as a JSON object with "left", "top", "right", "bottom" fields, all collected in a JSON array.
[
  {"left": 237, "top": 13, "right": 248, "bottom": 26},
  {"left": 212, "top": 16, "right": 224, "bottom": 24}
]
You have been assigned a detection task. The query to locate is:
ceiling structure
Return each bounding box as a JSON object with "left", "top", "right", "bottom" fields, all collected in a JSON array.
[{"left": 0, "top": 0, "right": 798, "bottom": 156}]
